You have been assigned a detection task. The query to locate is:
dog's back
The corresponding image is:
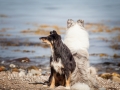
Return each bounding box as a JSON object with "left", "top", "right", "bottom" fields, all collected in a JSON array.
[{"left": 64, "top": 19, "right": 89, "bottom": 52}]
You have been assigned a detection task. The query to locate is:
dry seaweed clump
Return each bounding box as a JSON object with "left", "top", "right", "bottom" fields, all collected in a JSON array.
[
  {"left": 21, "top": 29, "right": 50, "bottom": 35},
  {"left": 110, "top": 44, "right": 120, "bottom": 50},
  {"left": 99, "top": 73, "right": 120, "bottom": 83},
  {"left": 85, "top": 23, "right": 120, "bottom": 34},
  {"left": 21, "top": 24, "right": 66, "bottom": 35},
  {"left": 90, "top": 53, "right": 109, "bottom": 58},
  {"left": 113, "top": 54, "right": 120, "bottom": 58},
  {"left": 99, "top": 73, "right": 112, "bottom": 79},
  {"left": 90, "top": 53, "right": 120, "bottom": 58},
  {"left": 0, "top": 66, "right": 6, "bottom": 72},
  {"left": 99, "top": 53, "right": 108, "bottom": 57},
  {"left": 112, "top": 34, "right": 120, "bottom": 42},
  {"left": 112, "top": 27, "right": 120, "bottom": 31}
]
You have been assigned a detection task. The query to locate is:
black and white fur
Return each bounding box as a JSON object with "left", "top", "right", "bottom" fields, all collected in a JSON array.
[{"left": 40, "top": 30, "right": 76, "bottom": 89}]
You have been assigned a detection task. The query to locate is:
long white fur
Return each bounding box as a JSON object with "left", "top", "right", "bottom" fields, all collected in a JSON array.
[
  {"left": 71, "top": 82, "right": 90, "bottom": 90},
  {"left": 64, "top": 23, "right": 89, "bottom": 52}
]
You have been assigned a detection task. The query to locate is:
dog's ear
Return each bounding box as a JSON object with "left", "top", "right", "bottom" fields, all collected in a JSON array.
[
  {"left": 50, "top": 30, "right": 57, "bottom": 35},
  {"left": 77, "top": 19, "right": 84, "bottom": 27},
  {"left": 52, "top": 30, "right": 57, "bottom": 34},
  {"left": 50, "top": 31, "right": 53, "bottom": 35},
  {"left": 67, "top": 19, "right": 75, "bottom": 28}
]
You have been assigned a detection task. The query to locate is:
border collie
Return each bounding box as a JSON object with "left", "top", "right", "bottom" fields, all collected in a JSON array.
[{"left": 40, "top": 30, "right": 76, "bottom": 89}]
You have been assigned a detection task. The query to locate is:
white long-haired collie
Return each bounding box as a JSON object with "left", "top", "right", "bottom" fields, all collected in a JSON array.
[
  {"left": 64, "top": 19, "right": 99, "bottom": 89},
  {"left": 64, "top": 19, "right": 89, "bottom": 53}
]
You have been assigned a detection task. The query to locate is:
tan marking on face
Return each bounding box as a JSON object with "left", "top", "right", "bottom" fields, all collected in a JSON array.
[
  {"left": 41, "top": 38, "right": 50, "bottom": 44},
  {"left": 41, "top": 38, "right": 53, "bottom": 48}
]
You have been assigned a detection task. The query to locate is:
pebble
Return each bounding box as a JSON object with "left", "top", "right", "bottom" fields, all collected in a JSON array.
[
  {"left": 115, "top": 67, "right": 119, "bottom": 70},
  {"left": 1, "top": 60, "right": 5, "bottom": 64},
  {"left": 11, "top": 57, "right": 30, "bottom": 63},
  {"left": 9, "top": 64, "right": 16, "bottom": 68}
]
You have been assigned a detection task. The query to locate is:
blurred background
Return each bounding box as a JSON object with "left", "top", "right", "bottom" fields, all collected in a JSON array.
[{"left": 0, "top": 0, "right": 120, "bottom": 74}]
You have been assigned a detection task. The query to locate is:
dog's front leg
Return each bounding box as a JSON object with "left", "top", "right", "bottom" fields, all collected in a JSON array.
[
  {"left": 49, "top": 72, "right": 56, "bottom": 89},
  {"left": 65, "top": 71, "right": 71, "bottom": 89}
]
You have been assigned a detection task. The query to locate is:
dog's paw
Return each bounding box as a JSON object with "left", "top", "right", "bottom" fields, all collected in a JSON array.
[
  {"left": 65, "top": 86, "right": 70, "bottom": 89},
  {"left": 49, "top": 85, "right": 55, "bottom": 89},
  {"left": 67, "top": 19, "right": 75, "bottom": 28},
  {"left": 77, "top": 19, "right": 84, "bottom": 27}
]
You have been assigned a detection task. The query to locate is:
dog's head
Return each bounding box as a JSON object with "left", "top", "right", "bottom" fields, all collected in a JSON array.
[{"left": 40, "top": 30, "right": 61, "bottom": 46}]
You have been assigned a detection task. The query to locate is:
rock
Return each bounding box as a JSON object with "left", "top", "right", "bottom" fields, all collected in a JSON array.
[
  {"left": 27, "top": 66, "right": 42, "bottom": 76},
  {"left": 115, "top": 67, "right": 119, "bottom": 70},
  {"left": 12, "top": 57, "right": 30, "bottom": 63},
  {"left": 112, "top": 76, "right": 120, "bottom": 83},
  {"left": 113, "top": 54, "right": 120, "bottom": 58},
  {"left": 9, "top": 64, "right": 16, "bottom": 68},
  {"left": 112, "top": 73, "right": 120, "bottom": 83},
  {"left": 1, "top": 61, "right": 5, "bottom": 64},
  {"left": 0, "top": 66, "right": 6, "bottom": 72},
  {"left": 117, "top": 63, "right": 120, "bottom": 67},
  {"left": 11, "top": 68, "right": 19, "bottom": 72},
  {"left": 103, "top": 62, "right": 114, "bottom": 65},
  {"left": 112, "top": 73, "right": 120, "bottom": 77},
  {"left": 19, "top": 69, "right": 26, "bottom": 77}
]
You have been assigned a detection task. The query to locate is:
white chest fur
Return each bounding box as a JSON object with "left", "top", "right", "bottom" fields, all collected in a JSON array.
[{"left": 51, "top": 58, "right": 64, "bottom": 74}]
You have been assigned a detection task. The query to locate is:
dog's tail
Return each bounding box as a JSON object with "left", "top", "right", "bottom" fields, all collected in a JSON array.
[{"left": 71, "top": 82, "right": 90, "bottom": 90}]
